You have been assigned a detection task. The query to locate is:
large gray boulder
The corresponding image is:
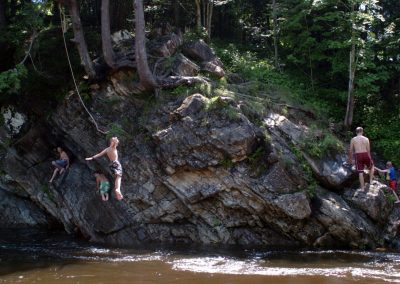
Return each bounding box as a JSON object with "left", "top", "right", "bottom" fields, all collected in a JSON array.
[
  {"left": 149, "top": 33, "right": 183, "bottom": 57},
  {"left": 264, "top": 112, "right": 354, "bottom": 189},
  {"left": 183, "top": 40, "right": 225, "bottom": 78},
  {"left": 154, "top": 94, "right": 258, "bottom": 172},
  {"left": 172, "top": 54, "right": 200, "bottom": 77},
  {"left": 313, "top": 187, "right": 379, "bottom": 248},
  {"left": 343, "top": 181, "right": 392, "bottom": 224}
]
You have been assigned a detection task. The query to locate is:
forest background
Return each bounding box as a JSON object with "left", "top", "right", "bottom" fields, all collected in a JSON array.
[{"left": 0, "top": 0, "right": 399, "bottom": 165}]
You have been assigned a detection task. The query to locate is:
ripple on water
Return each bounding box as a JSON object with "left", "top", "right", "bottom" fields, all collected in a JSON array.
[
  {"left": 168, "top": 252, "right": 400, "bottom": 283},
  {"left": 2, "top": 232, "right": 400, "bottom": 283}
]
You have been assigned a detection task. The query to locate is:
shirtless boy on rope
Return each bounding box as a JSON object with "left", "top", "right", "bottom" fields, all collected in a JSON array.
[
  {"left": 86, "top": 137, "right": 123, "bottom": 200},
  {"left": 348, "top": 127, "right": 374, "bottom": 190}
]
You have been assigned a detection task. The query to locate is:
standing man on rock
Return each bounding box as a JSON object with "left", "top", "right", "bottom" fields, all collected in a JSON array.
[
  {"left": 348, "top": 127, "right": 374, "bottom": 189},
  {"left": 86, "top": 137, "right": 123, "bottom": 200}
]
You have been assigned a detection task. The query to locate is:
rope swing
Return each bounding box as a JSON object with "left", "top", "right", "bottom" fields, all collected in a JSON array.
[{"left": 58, "top": 4, "right": 108, "bottom": 135}]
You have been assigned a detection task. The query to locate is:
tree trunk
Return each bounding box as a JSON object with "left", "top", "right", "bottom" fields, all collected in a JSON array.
[
  {"left": 206, "top": 0, "right": 213, "bottom": 40},
  {"left": 66, "top": 0, "right": 97, "bottom": 79},
  {"left": 304, "top": 13, "right": 314, "bottom": 90},
  {"left": 0, "top": 0, "right": 6, "bottom": 30},
  {"left": 344, "top": 43, "right": 356, "bottom": 128},
  {"left": 10, "top": 0, "right": 17, "bottom": 20},
  {"left": 272, "top": 0, "right": 279, "bottom": 69},
  {"left": 172, "top": 0, "right": 179, "bottom": 28},
  {"left": 344, "top": 4, "right": 357, "bottom": 128},
  {"left": 101, "top": 0, "right": 116, "bottom": 68},
  {"left": 134, "top": 0, "right": 157, "bottom": 90},
  {"left": 195, "top": 0, "right": 201, "bottom": 31},
  {"left": 202, "top": 0, "right": 206, "bottom": 30}
]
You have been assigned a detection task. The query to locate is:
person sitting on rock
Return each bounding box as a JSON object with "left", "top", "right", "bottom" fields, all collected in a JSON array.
[
  {"left": 375, "top": 161, "right": 400, "bottom": 204},
  {"left": 94, "top": 171, "right": 110, "bottom": 201},
  {"left": 85, "top": 137, "right": 123, "bottom": 200},
  {"left": 49, "top": 146, "right": 70, "bottom": 183}
]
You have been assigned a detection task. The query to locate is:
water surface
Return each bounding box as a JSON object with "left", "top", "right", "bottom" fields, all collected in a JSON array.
[{"left": 0, "top": 229, "right": 399, "bottom": 283}]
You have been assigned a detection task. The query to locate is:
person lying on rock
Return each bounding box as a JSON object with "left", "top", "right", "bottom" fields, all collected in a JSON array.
[
  {"left": 49, "top": 146, "right": 70, "bottom": 183},
  {"left": 348, "top": 127, "right": 374, "bottom": 190},
  {"left": 94, "top": 171, "right": 110, "bottom": 201},
  {"left": 85, "top": 137, "right": 123, "bottom": 200},
  {"left": 375, "top": 161, "right": 400, "bottom": 204}
]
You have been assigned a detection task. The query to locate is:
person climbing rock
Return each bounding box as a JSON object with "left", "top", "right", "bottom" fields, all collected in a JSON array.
[
  {"left": 49, "top": 146, "right": 70, "bottom": 183},
  {"left": 348, "top": 127, "right": 374, "bottom": 190},
  {"left": 375, "top": 161, "right": 400, "bottom": 204},
  {"left": 94, "top": 171, "right": 110, "bottom": 201},
  {"left": 86, "top": 137, "right": 123, "bottom": 200}
]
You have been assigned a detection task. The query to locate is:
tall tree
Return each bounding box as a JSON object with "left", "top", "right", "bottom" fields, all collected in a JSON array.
[
  {"left": 195, "top": 0, "right": 202, "bottom": 31},
  {"left": 205, "top": 0, "right": 213, "bottom": 40},
  {"left": 101, "top": 0, "right": 116, "bottom": 68},
  {"left": 272, "top": 0, "right": 279, "bottom": 69},
  {"left": 134, "top": 0, "right": 157, "bottom": 90},
  {"left": 59, "top": 0, "right": 96, "bottom": 79},
  {"left": 344, "top": 2, "right": 357, "bottom": 128}
]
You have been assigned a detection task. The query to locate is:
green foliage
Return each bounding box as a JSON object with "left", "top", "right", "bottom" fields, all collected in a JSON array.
[
  {"left": 183, "top": 27, "right": 209, "bottom": 43},
  {"left": 170, "top": 82, "right": 212, "bottom": 98},
  {"left": 247, "top": 146, "right": 267, "bottom": 176},
  {"left": 106, "top": 123, "right": 130, "bottom": 141},
  {"left": 0, "top": 65, "right": 28, "bottom": 96},
  {"left": 248, "top": 147, "right": 265, "bottom": 163},
  {"left": 78, "top": 82, "right": 92, "bottom": 104},
  {"left": 170, "top": 85, "right": 191, "bottom": 97},
  {"left": 362, "top": 99, "right": 400, "bottom": 167},
  {"left": 220, "top": 157, "right": 234, "bottom": 169},
  {"left": 0, "top": 1, "right": 47, "bottom": 47},
  {"left": 40, "top": 184, "right": 54, "bottom": 202},
  {"left": 211, "top": 216, "right": 222, "bottom": 227},
  {"left": 289, "top": 143, "right": 317, "bottom": 198},
  {"left": 300, "top": 125, "right": 345, "bottom": 158},
  {"left": 223, "top": 105, "right": 241, "bottom": 121},
  {"left": 385, "top": 190, "right": 396, "bottom": 204},
  {"left": 213, "top": 43, "right": 271, "bottom": 82}
]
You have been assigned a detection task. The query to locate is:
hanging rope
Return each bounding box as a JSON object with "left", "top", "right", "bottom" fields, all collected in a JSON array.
[{"left": 58, "top": 4, "right": 108, "bottom": 135}]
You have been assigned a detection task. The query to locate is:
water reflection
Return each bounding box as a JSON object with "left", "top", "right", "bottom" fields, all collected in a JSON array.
[{"left": 0, "top": 229, "right": 399, "bottom": 283}]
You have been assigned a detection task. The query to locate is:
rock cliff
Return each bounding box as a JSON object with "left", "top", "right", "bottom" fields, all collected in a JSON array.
[{"left": 1, "top": 33, "right": 399, "bottom": 249}]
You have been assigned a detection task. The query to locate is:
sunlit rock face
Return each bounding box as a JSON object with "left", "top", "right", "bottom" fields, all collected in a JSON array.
[{"left": 0, "top": 38, "right": 398, "bottom": 250}]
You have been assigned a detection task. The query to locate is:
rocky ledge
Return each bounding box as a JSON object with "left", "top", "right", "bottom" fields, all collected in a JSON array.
[{"left": 0, "top": 34, "right": 399, "bottom": 249}]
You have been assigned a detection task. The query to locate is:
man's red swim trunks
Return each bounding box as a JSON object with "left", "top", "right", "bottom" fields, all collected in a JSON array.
[{"left": 355, "top": 152, "right": 373, "bottom": 173}]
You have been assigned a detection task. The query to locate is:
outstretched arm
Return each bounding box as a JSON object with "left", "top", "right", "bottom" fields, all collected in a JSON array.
[
  {"left": 86, "top": 148, "right": 107, "bottom": 161},
  {"left": 374, "top": 167, "right": 387, "bottom": 173}
]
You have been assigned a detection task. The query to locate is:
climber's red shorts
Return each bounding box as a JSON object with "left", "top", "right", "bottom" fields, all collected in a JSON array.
[
  {"left": 355, "top": 152, "right": 373, "bottom": 173},
  {"left": 389, "top": 180, "right": 397, "bottom": 190}
]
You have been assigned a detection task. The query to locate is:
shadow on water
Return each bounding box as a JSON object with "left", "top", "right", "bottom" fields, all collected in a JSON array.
[{"left": 0, "top": 229, "right": 81, "bottom": 277}]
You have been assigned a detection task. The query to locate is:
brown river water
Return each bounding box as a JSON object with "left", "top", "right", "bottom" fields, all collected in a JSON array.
[{"left": 1, "top": 229, "right": 399, "bottom": 284}]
